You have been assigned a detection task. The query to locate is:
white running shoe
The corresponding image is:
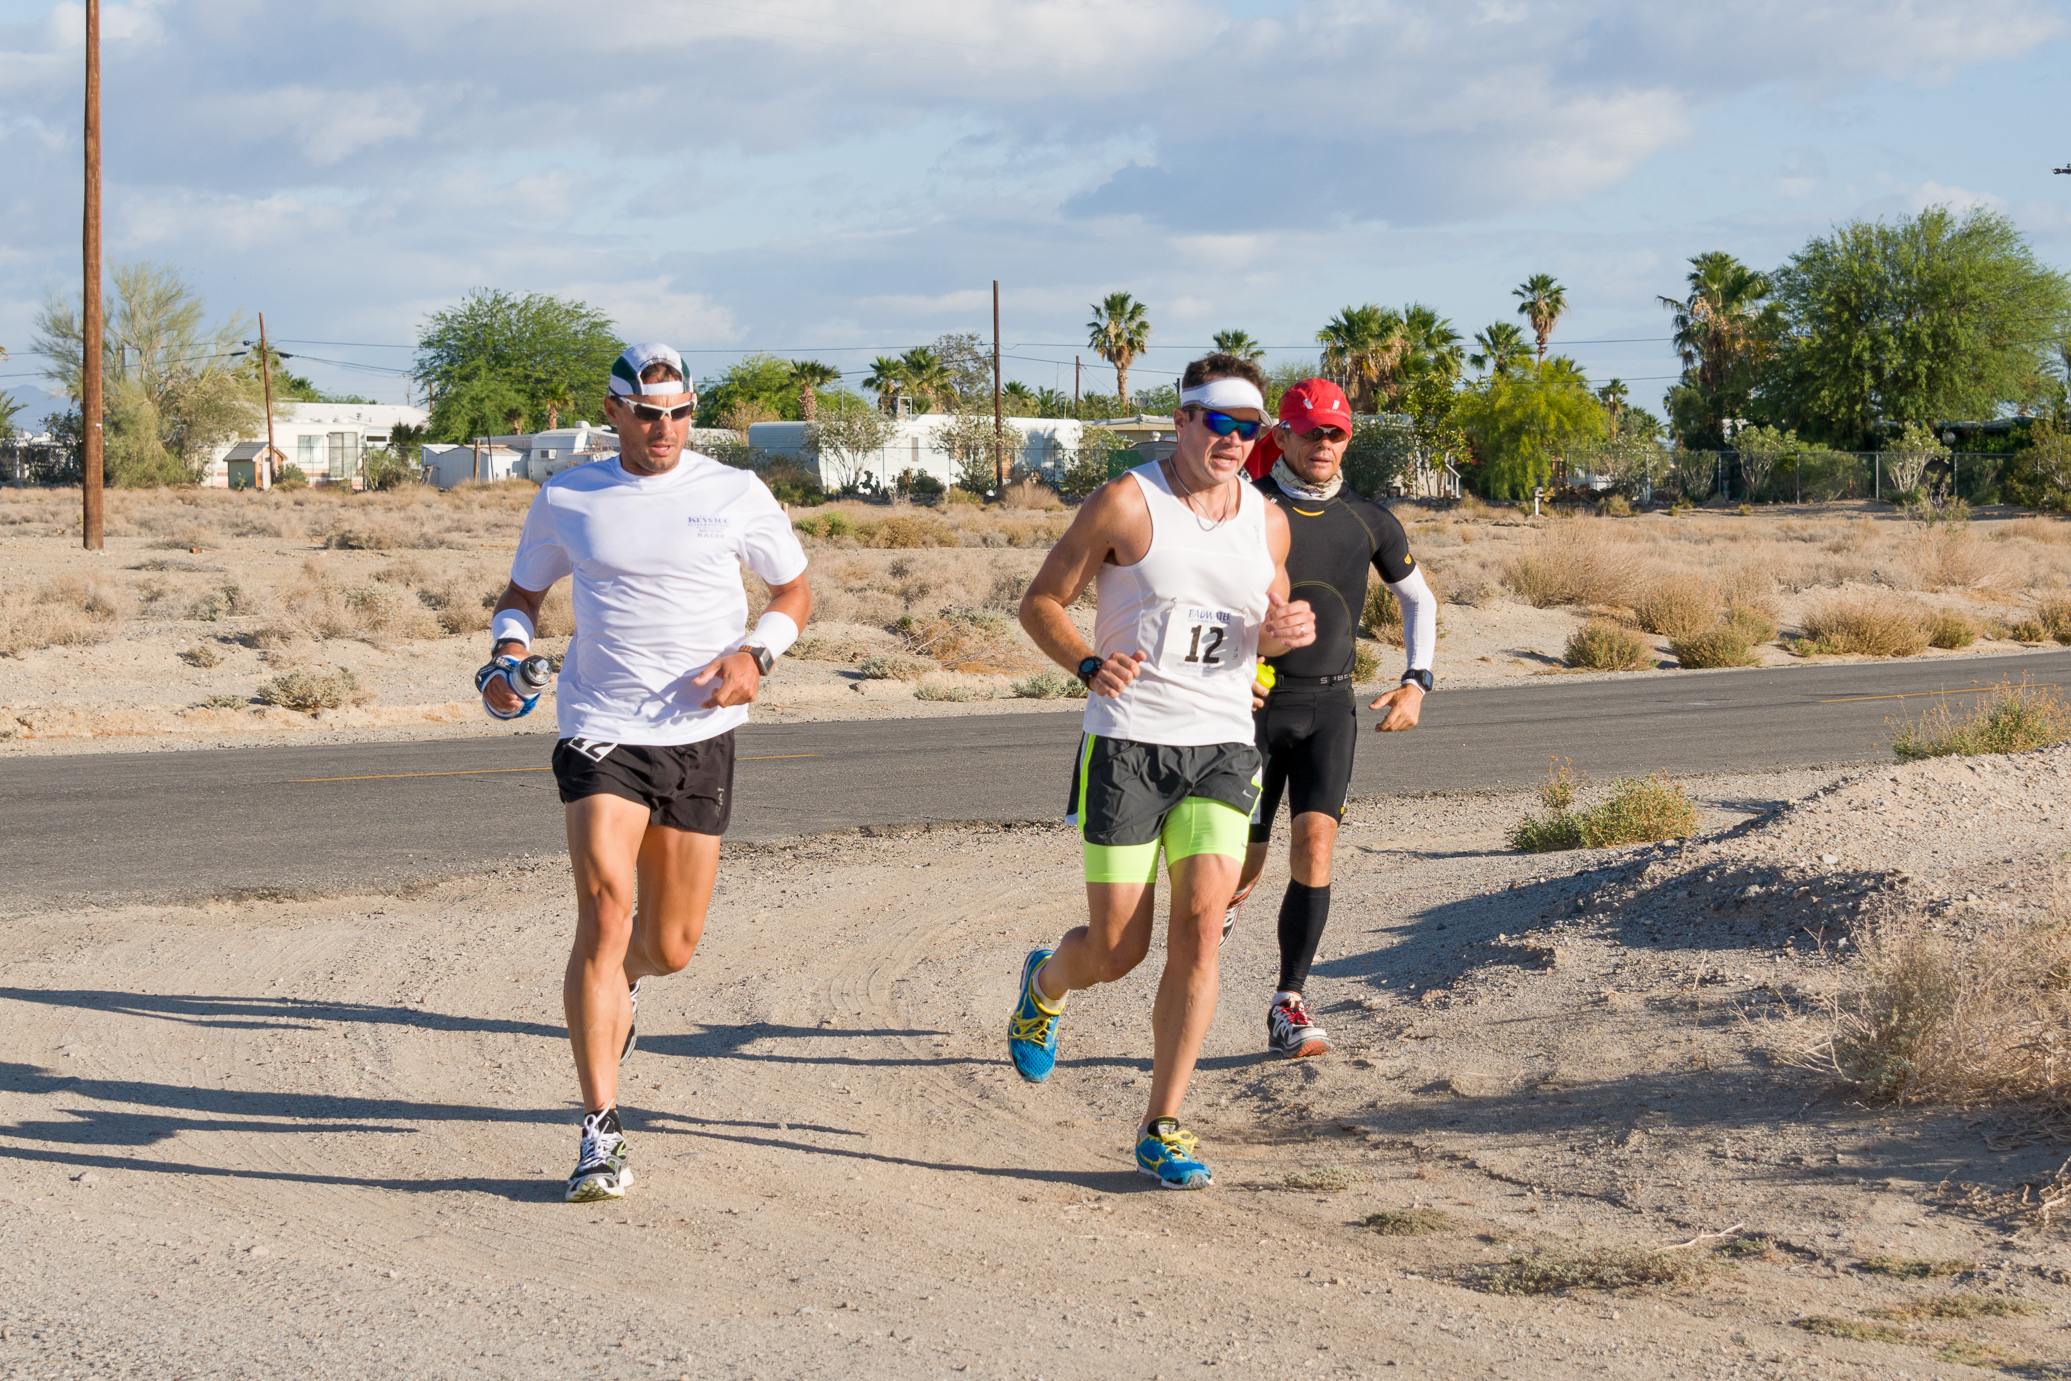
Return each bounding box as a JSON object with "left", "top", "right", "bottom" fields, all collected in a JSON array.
[
  {"left": 1267, "top": 995, "right": 1333, "bottom": 1059},
  {"left": 566, "top": 1107, "right": 633, "bottom": 1203},
  {"left": 620, "top": 979, "right": 641, "bottom": 1065},
  {"left": 1221, "top": 880, "right": 1257, "bottom": 946}
]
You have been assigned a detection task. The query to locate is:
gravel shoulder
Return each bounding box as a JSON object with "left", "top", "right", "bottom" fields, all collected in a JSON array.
[{"left": 3, "top": 754, "right": 2067, "bottom": 1377}]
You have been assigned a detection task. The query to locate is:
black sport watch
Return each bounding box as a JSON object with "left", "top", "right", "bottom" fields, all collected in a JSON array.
[
  {"left": 1400, "top": 668, "right": 1434, "bottom": 693},
  {"left": 740, "top": 644, "right": 775, "bottom": 675},
  {"left": 1076, "top": 655, "right": 1104, "bottom": 687}
]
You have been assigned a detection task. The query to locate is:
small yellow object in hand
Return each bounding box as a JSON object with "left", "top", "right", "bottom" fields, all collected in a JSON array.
[{"left": 1254, "top": 662, "right": 1276, "bottom": 691}]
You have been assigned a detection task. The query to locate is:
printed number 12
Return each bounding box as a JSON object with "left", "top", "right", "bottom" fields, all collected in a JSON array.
[{"left": 1184, "top": 625, "right": 1225, "bottom": 665}]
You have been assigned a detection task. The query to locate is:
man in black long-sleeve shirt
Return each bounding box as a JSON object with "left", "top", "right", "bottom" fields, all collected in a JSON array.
[{"left": 1227, "top": 379, "right": 1437, "bottom": 1058}]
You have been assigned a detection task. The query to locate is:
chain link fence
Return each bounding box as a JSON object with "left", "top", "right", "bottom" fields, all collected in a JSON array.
[
  {"left": 0, "top": 438, "right": 83, "bottom": 485},
  {"left": 1567, "top": 448, "right": 2019, "bottom": 506}
]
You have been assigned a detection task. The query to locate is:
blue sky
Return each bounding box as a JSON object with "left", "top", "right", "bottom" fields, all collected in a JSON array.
[{"left": 3, "top": 0, "right": 2069, "bottom": 418}]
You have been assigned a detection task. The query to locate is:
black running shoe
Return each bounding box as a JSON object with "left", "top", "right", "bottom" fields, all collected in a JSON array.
[
  {"left": 1267, "top": 995, "right": 1333, "bottom": 1059},
  {"left": 565, "top": 1107, "right": 632, "bottom": 1203},
  {"left": 1221, "top": 880, "right": 1256, "bottom": 946},
  {"left": 620, "top": 979, "right": 642, "bottom": 1065}
]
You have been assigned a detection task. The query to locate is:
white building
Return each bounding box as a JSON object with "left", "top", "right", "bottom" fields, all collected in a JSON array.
[
  {"left": 419, "top": 423, "right": 619, "bottom": 489},
  {"left": 746, "top": 415, "right": 1086, "bottom": 492},
  {"left": 206, "top": 402, "right": 430, "bottom": 489}
]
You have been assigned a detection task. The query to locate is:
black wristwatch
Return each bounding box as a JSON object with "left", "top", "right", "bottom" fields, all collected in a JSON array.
[
  {"left": 741, "top": 644, "right": 775, "bottom": 675},
  {"left": 1076, "top": 655, "right": 1104, "bottom": 687},
  {"left": 1400, "top": 668, "right": 1434, "bottom": 693}
]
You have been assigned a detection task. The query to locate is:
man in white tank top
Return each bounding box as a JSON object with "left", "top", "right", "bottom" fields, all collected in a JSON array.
[{"left": 1009, "top": 353, "right": 1317, "bottom": 1190}]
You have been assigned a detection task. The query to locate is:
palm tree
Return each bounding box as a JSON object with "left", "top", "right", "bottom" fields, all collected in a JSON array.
[
  {"left": 1596, "top": 378, "right": 1629, "bottom": 430},
  {"left": 1032, "top": 386, "right": 1072, "bottom": 417},
  {"left": 863, "top": 356, "right": 907, "bottom": 415},
  {"left": 1512, "top": 274, "right": 1569, "bottom": 361},
  {"left": 1316, "top": 304, "right": 1406, "bottom": 414},
  {"left": 787, "top": 359, "right": 841, "bottom": 421},
  {"left": 1088, "top": 293, "right": 1152, "bottom": 413},
  {"left": 1469, "top": 321, "right": 1531, "bottom": 377},
  {"left": 898, "top": 347, "right": 955, "bottom": 413},
  {"left": 1659, "top": 251, "right": 1771, "bottom": 407},
  {"left": 1211, "top": 329, "right": 1265, "bottom": 363},
  {"left": 544, "top": 388, "right": 573, "bottom": 431},
  {"left": 1400, "top": 303, "right": 1464, "bottom": 390}
]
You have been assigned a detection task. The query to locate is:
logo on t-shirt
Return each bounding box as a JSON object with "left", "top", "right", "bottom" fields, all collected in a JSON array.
[{"left": 687, "top": 516, "right": 732, "bottom": 539}]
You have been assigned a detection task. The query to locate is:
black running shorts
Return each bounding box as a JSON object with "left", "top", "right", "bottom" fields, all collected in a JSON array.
[
  {"left": 551, "top": 732, "right": 736, "bottom": 835},
  {"left": 1249, "top": 684, "right": 1357, "bottom": 844}
]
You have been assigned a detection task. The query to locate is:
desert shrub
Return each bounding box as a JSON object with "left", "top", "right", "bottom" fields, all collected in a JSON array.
[
  {"left": 256, "top": 665, "right": 364, "bottom": 712},
  {"left": 869, "top": 514, "right": 956, "bottom": 549},
  {"left": 893, "top": 606, "right": 1031, "bottom": 671},
  {"left": 1597, "top": 493, "right": 1632, "bottom": 517},
  {"left": 2009, "top": 617, "right": 2048, "bottom": 642},
  {"left": 1500, "top": 521, "right": 1641, "bottom": 607},
  {"left": 787, "top": 635, "right": 869, "bottom": 664},
  {"left": 341, "top": 583, "right": 429, "bottom": 636},
  {"left": 1352, "top": 639, "right": 1381, "bottom": 681},
  {"left": 1670, "top": 624, "right": 1759, "bottom": 668},
  {"left": 178, "top": 642, "right": 223, "bottom": 668},
  {"left": 1723, "top": 601, "right": 1776, "bottom": 644},
  {"left": 914, "top": 680, "right": 989, "bottom": 702},
  {"left": 1863, "top": 1293, "right": 2039, "bottom": 1320},
  {"left": 1631, "top": 574, "right": 1715, "bottom": 639},
  {"left": 2039, "top": 594, "right": 2071, "bottom": 644},
  {"left": 273, "top": 464, "right": 309, "bottom": 491},
  {"left": 858, "top": 653, "right": 934, "bottom": 681},
  {"left": 1509, "top": 760, "right": 1697, "bottom": 853},
  {"left": 1011, "top": 668, "right": 1088, "bottom": 699},
  {"left": 1363, "top": 1209, "right": 1456, "bottom": 1236},
  {"left": 149, "top": 525, "right": 214, "bottom": 552},
  {"left": 1794, "top": 593, "right": 1928, "bottom": 657},
  {"left": 0, "top": 576, "right": 130, "bottom": 656},
  {"left": 1890, "top": 677, "right": 2071, "bottom": 760},
  {"left": 1909, "top": 530, "right": 2006, "bottom": 591},
  {"left": 1923, "top": 610, "right": 1977, "bottom": 649},
  {"left": 188, "top": 582, "right": 258, "bottom": 621},
  {"left": 944, "top": 487, "right": 981, "bottom": 506},
  {"left": 1000, "top": 478, "right": 1063, "bottom": 510},
  {"left": 1563, "top": 620, "right": 1648, "bottom": 670},
  {"left": 1466, "top": 1247, "right": 1709, "bottom": 1296},
  {"left": 1362, "top": 571, "right": 1445, "bottom": 645},
  {"left": 318, "top": 510, "right": 464, "bottom": 551},
  {"left": 1824, "top": 875, "right": 2071, "bottom": 1118}
]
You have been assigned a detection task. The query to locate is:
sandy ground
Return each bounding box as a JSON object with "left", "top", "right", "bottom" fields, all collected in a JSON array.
[
  {"left": 6, "top": 495, "right": 2071, "bottom": 757},
  {"left": 4, "top": 750, "right": 2069, "bottom": 1378}
]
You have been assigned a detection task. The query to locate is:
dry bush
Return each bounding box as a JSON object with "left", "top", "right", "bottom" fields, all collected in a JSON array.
[
  {"left": 1363, "top": 1209, "right": 1456, "bottom": 1236},
  {"left": 317, "top": 509, "right": 469, "bottom": 551},
  {"left": 892, "top": 606, "right": 1035, "bottom": 672},
  {"left": 148, "top": 525, "right": 215, "bottom": 552},
  {"left": 1011, "top": 668, "right": 1087, "bottom": 700},
  {"left": 0, "top": 576, "right": 130, "bottom": 656},
  {"left": 178, "top": 642, "right": 223, "bottom": 668},
  {"left": 1564, "top": 620, "right": 1648, "bottom": 671},
  {"left": 999, "top": 478, "right": 1064, "bottom": 510},
  {"left": 1508, "top": 760, "right": 1698, "bottom": 852},
  {"left": 1362, "top": 570, "right": 1447, "bottom": 646},
  {"left": 1501, "top": 521, "right": 1642, "bottom": 608},
  {"left": 1631, "top": 574, "right": 1716, "bottom": 639},
  {"left": 2004, "top": 517, "right": 2071, "bottom": 545},
  {"left": 1670, "top": 624, "right": 1759, "bottom": 669},
  {"left": 1923, "top": 610, "right": 1977, "bottom": 649},
  {"left": 1466, "top": 1246, "right": 1709, "bottom": 1296},
  {"left": 188, "top": 582, "right": 258, "bottom": 621},
  {"left": 256, "top": 665, "right": 368, "bottom": 712},
  {"left": 1824, "top": 873, "right": 2071, "bottom": 1122},
  {"left": 2037, "top": 595, "right": 2071, "bottom": 644},
  {"left": 857, "top": 653, "right": 934, "bottom": 681},
  {"left": 1909, "top": 531, "right": 2007, "bottom": 591},
  {"left": 254, "top": 560, "right": 440, "bottom": 645},
  {"left": 1795, "top": 592, "right": 1928, "bottom": 657},
  {"left": 1890, "top": 677, "right": 2071, "bottom": 760}
]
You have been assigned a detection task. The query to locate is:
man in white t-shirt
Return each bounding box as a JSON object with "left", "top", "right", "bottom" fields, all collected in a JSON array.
[{"left": 482, "top": 342, "right": 812, "bottom": 1203}]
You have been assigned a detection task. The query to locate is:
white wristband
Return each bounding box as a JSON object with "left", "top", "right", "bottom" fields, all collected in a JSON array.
[
  {"left": 490, "top": 608, "right": 535, "bottom": 650},
  {"left": 747, "top": 609, "right": 799, "bottom": 658}
]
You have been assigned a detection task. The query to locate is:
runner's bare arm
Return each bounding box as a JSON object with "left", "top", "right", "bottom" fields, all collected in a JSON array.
[
  {"left": 692, "top": 572, "right": 814, "bottom": 709},
  {"left": 1256, "top": 503, "right": 1315, "bottom": 657},
  {"left": 483, "top": 581, "right": 551, "bottom": 714},
  {"left": 1019, "top": 480, "right": 1152, "bottom": 698}
]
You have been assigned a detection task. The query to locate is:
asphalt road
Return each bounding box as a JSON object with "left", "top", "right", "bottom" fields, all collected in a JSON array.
[{"left": 5, "top": 649, "right": 2064, "bottom": 906}]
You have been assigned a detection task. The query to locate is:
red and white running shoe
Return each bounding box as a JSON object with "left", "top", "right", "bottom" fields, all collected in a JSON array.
[
  {"left": 1266, "top": 995, "right": 1333, "bottom": 1059},
  {"left": 1220, "top": 880, "right": 1256, "bottom": 946}
]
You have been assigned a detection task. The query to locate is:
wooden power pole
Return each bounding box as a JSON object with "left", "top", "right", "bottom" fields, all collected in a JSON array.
[
  {"left": 1074, "top": 356, "right": 1081, "bottom": 419},
  {"left": 80, "top": 0, "right": 103, "bottom": 550},
  {"left": 991, "top": 280, "right": 1005, "bottom": 491},
  {"left": 257, "top": 312, "right": 276, "bottom": 490}
]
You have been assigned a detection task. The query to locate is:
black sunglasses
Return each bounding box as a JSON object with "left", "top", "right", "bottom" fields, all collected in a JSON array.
[
  {"left": 624, "top": 399, "right": 697, "bottom": 423},
  {"left": 1195, "top": 409, "right": 1262, "bottom": 441}
]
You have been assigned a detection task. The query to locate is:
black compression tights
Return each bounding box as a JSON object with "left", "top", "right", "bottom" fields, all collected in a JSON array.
[{"left": 1276, "top": 881, "right": 1331, "bottom": 995}]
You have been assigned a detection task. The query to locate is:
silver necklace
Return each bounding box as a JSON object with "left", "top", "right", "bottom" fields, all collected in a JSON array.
[{"left": 1163, "top": 458, "right": 1240, "bottom": 530}]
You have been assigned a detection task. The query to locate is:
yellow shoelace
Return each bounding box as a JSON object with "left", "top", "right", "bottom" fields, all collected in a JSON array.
[
  {"left": 1146, "top": 1126, "right": 1199, "bottom": 1162},
  {"left": 1009, "top": 1008, "right": 1057, "bottom": 1044}
]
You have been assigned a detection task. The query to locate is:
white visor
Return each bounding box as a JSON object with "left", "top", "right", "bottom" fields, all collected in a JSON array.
[{"left": 1179, "top": 377, "right": 1267, "bottom": 416}]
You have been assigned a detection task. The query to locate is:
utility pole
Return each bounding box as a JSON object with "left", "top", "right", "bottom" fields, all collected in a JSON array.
[
  {"left": 1074, "top": 356, "right": 1081, "bottom": 419},
  {"left": 80, "top": 0, "right": 103, "bottom": 550},
  {"left": 257, "top": 312, "right": 276, "bottom": 491},
  {"left": 992, "top": 280, "right": 1005, "bottom": 491}
]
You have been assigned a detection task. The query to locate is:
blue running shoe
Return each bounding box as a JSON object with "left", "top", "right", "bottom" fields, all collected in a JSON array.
[
  {"left": 1007, "top": 948, "right": 1064, "bottom": 1083},
  {"left": 1136, "top": 1116, "right": 1213, "bottom": 1190}
]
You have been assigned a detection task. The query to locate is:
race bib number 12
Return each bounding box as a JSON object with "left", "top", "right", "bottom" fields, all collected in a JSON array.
[{"left": 1158, "top": 605, "right": 1245, "bottom": 677}]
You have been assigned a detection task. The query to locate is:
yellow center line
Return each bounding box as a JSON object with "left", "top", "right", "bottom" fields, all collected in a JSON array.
[
  {"left": 1818, "top": 685, "right": 2058, "bottom": 704},
  {"left": 290, "top": 753, "right": 821, "bottom": 783}
]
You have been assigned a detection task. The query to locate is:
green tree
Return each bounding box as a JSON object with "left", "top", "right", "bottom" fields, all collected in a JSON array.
[
  {"left": 1032, "top": 386, "right": 1072, "bottom": 417},
  {"left": 1211, "top": 329, "right": 1265, "bottom": 363},
  {"left": 863, "top": 356, "right": 908, "bottom": 414},
  {"left": 33, "top": 261, "right": 266, "bottom": 485},
  {"left": 1512, "top": 274, "right": 1568, "bottom": 362},
  {"left": 1469, "top": 321, "right": 1530, "bottom": 377},
  {"left": 1088, "top": 293, "right": 1152, "bottom": 411},
  {"left": 1401, "top": 305, "right": 1465, "bottom": 389},
  {"left": 932, "top": 332, "right": 993, "bottom": 403},
  {"left": 1758, "top": 207, "right": 2071, "bottom": 448},
  {"left": 787, "top": 359, "right": 842, "bottom": 421},
  {"left": 802, "top": 391, "right": 896, "bottom": 492},
  {"left": 1058, "top": 425, "right": 1123, "bottom": 500},
  {"left": 1660, "top": 251, "right": 1774, "bottom": 449},
  {"left": 931, "top": 404, "right": 1025, "bottom": 495},
  {"left": 697, "top": 353, "right": 799, "bottom": 432},
  {"left": 415, "top": 289, "right": 622, "bottom": 440},
  {"left": 0, "top": 392, "right": 24, "bottom": 438},
  {"left": 1454, "top": 357, "right": 1607, "bottom": 498},
  {"left": 1318, "top": 304, "right": 1406, "bottom": 413},
  {"left": 1596, "top": 377, "right": 1629, "bottom": 430},
  {"left": 898, "top": 347, "right": 956, "bottom": 413}
]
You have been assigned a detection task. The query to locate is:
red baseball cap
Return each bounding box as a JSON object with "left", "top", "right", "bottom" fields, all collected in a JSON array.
[{"left": 1277, "top": 378, "right": 1353, "bottom": 434}]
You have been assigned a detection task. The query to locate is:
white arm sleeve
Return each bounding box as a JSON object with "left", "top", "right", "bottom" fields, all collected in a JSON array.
[{"left": 1388, "top": 566, "right": 1437, "bottom": 673}]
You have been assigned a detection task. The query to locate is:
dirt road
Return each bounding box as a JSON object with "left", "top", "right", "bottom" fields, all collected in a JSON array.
[{"left": 2, "top": 762, "right": 2067, "bottom": 1379}]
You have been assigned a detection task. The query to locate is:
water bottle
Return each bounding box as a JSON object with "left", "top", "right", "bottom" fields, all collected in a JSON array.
[{"left": 476, "top": 654, "right": 554, "bottom": 720}]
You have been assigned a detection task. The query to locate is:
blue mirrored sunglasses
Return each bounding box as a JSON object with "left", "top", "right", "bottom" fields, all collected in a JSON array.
[{"left": 1197, "top": 410, "right": 1262, "bottom": 441}]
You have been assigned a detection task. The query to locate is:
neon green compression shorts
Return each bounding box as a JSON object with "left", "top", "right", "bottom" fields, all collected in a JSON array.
[{"left": 1065, "top": 733, "right": 1263, "bottom": 884}]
